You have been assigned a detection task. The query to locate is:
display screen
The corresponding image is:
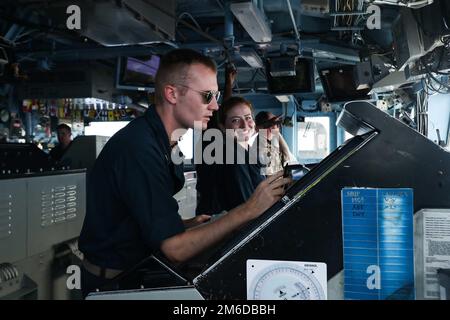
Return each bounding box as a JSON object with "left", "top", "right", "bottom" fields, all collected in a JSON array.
[
  {"left": 283, "top": 164, "right": 310, "bottom": 181},
  {"left": 266, "top": 58, "right": 315, "bottom": 94},
  {"left": 319, "top": 65, "right": 371, "bottom": 102},
  {"left": 116, "top": 55, "right": 160, "bottom": 91}
]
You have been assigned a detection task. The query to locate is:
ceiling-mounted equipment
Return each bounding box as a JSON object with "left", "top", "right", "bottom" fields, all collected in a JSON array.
[
  {"left": 269, "top": 56, "right": 297, "bottom": 77},
  {"left": 26, "top": 0, "right": 176, "bottom": 46},
  {"left": 354, "top": 61, "right": 374, "bottom": 90},
  {"left": 17, "top": 62, "right": 117, "bottom": 101},
  {"left": 370, "top": 70, "right": 414, "bottom": 94},
  {"left": 266, "top": 57, "right": 315, "bottom": 94},
  {"left": 372, "top": 0, "right": 434, "bottom": 9},
  {"left": 392, "top": 5, "right": 446, "bottom": 71},
  {"left": 116, "top": 54, "right": 161, "bottom": 92},
  {"left": 84, "top": 0, "right": 176, "bottom": 46},
  {"left": 239, "top": 48, "right": 264, "bottom": 68},
  {"left": 230, "top": 1, "right": 272, "bottom": 43},
  {"left": 319, "top": 66, "right": 371, "bottom": 102},
  {"left": 300, "top": 0, "right": 329, "bottom": 17},
  {"left": 392, "top": 8, "right": 425, "bottom": 70},
  {"left": 275, "top": 95, "right": 291, "bottom": 103}
]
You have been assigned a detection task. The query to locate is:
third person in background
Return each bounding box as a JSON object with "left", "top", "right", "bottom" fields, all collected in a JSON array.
[{"left": 255, "top": 111, "right": 297, "bottom": 177}]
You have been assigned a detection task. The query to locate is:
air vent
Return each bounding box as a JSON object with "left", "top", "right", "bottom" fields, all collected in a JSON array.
[
  {"left": 40, "top": 184, "right": 78, "bottom": 228},
  {"left": 0, "top": 194, "right": 12, "bottom": 239}
]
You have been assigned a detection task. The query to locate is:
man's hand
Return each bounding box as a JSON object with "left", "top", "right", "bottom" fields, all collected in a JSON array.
[
  {"left": 244, "top": 171, "right": 292, "bottom": 220},
  {"left": 183, "top": 214, "right": 211, "bottom": 229},
  {"left": 161, "top": 172, "right": 290, "bottom": 263}
]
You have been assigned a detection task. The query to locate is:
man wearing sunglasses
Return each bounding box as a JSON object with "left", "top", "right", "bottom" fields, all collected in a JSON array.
[{"left": 78, "top": 48, "right": 291, "bottom": 297}]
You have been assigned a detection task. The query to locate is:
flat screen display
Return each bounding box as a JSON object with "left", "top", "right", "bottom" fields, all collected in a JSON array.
[
  {"left": 319, "top": 65, "right": 371, "bottom": 102},
  {"left": 116, "top": 55, "right": 160, "bottom": 91},
  {"left": 266, "top": 58, "right": 315, "bottom": 94}
]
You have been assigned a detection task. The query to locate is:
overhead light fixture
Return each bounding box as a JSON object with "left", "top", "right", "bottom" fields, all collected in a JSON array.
[
  {"left": 275, "top": 95, "right": 291, "bottom": 103},
  {"left": 370, "top": 71, "right": 414, "bottom": 94},
  {"left": 230, "top": 1, "right": 272, "bottom": 43},
  {"left": 240, "top": 49, "right": 264, "bottom": 68}
]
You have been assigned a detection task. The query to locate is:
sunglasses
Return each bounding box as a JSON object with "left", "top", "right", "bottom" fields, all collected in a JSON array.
[{"left": 174, "top": 84, "right": 221, "bottom": 104}]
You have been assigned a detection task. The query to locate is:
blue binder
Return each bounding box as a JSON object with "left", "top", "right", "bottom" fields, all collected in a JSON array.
[{"left": 341, "top": 188, "right": 415, "bottom": 300}]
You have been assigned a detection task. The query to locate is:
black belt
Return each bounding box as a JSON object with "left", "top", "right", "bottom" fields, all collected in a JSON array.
[{"left": 82, "top": 259, "right": 123, "bottom": 279}]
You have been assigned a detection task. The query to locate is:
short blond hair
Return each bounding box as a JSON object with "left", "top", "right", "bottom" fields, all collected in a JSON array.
[{"left": 154, "top": 49, "right": 217, "bottom": 105}]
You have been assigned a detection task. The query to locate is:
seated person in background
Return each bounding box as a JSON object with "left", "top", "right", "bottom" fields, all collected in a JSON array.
[
  {"left": 255, "top": 111, "right": 297, "bottom": 177},
  {"left": 196, "top": 96, "right": 266, "bottom": 216},
  {"left": 49, "top": 123, "right": 72, "bottom": 161}
]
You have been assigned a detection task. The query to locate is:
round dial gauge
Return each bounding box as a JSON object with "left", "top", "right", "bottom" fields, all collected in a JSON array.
[{"left": 248, "top": 263, "right": 326, "bottom": 300}]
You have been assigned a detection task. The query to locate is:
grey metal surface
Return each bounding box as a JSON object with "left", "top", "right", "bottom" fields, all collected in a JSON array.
[
  {"left": 392, "top": 8, "right": 424, "bottom": 71},
  {"left": 80, "top": 0, "right": 176, "bottom": 46},
  {"left": 27, "top": 172, "right": 86, "bottom": 257},
  {"left": 0, "top": 263, "right": 24, "bottom": 299},
  {"left": 327, "top": 270, "right": 344, "bottom": 300},
  {"left": 86, "top": 286, "right": 204, "bottom": 300},
  {"left": 8, "top": 244, "right": 83, "bottom": 300},
  {"left": 0, "top": 171, "right": 86, "bottom": 299},
  {"left": 0, "top": 178, "right": 27, "bottom": 263},
  {"left": 0, "top": 265, "right": 37, "bottom": 300},
  {"left": 13, "top": 249, "right": 56, "bottom": 300}
]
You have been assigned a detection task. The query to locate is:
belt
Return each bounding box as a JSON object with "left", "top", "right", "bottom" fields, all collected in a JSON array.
[{"left": 82, "top": 259, "right": 123, "bottom": 279}]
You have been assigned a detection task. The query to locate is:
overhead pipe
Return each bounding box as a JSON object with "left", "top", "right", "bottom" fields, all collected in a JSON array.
[
  {"left": 17, "top": 37, "right": 361, "bottom": 64},
  {"left": 285, "top": 0, "right": 300, "bottom": 43},
  {"left": 5, "top": 24, "right": 25, "bottom": 42},
  {"left": 224, "top": 0, "right": 234, "bottom": 49},
  {"left": 258, "top": 0, "right": 264, "bottom": 12}
]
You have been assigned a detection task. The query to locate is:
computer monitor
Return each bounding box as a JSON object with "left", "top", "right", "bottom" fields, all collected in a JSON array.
[
  {"left": 116, "top": 55, "right": 160, "bottom": 92},
  {"left": 266, "top": 57, "right": 315, "bottom": 94},
  {"left": 319, "top": 65, "right": 371, "bottom": 102}
]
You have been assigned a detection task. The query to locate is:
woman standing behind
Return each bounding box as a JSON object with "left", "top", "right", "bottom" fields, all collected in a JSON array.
[{"left": 196, "top": 96, "right": 265, "bottom": 216}]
